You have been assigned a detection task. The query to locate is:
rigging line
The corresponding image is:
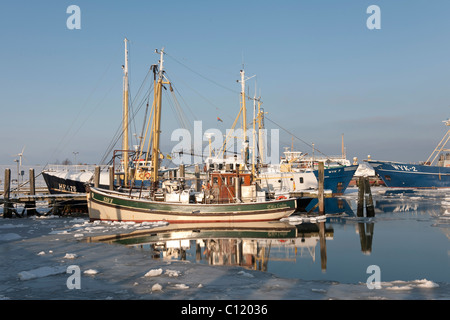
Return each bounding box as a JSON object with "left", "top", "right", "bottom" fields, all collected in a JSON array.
[
  {"left": 128, "top": 68, "right": 154, "bottom": 144},
  {"left": 163, "top": 73, "right": 198, "bottom": 121},
  {"left": 165, "top": 71, "right": 235, "bottom": 122},
  {"left": 49, "top": 59, "right": 114, "bottom": 162},
  {"left": 98, "top": 83, "right": 154, "bottom": 164},
  {"left": 169, "top": 85, "right": 194, "bottom": 133},
  {"left": 64, "top": 79, "right": 118, "bottom": 155},
  {"left": 165, "top": 52, "right": 239, "bottom": 95},
  {"left": 264, "top": 116, "right": 329, "bottom": 158}
]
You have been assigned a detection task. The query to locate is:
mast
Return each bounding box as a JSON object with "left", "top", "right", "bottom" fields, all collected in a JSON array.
[
  {"left": 237, "top": 69, "right": 255, "bottom": 169},
  {"left": 252, "top": 90, "right": 257, "bottom": 178},
  {"left": 425, "top": 119, "right": 450, "bottom": 165},
  {"left": 122, "top": 38, "right": 130, "bottom": 186},
  {"left": 240, "top": 70, "right": 248, "bottom": 168},
  {"left": 257, "top": 99, "right": 265, "bottom": 164},
  {"left": 151, "top": 48, "right": 166, "bottom": 191}
]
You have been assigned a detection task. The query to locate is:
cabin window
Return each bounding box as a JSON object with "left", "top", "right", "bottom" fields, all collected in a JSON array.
[
  {"left": 299, "top": 177, "right": 304, "bottom": 183},
  {"left": 213, "top": 177, "right": 219, "bottom": 184}
]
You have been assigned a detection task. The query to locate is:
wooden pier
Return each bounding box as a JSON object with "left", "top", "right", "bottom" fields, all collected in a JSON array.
[{"left": 1, "top": 168, "right": 87, "bottom": 218}]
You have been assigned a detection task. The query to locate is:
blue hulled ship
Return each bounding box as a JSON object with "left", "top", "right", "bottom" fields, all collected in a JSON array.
[{"left": 366, "top": 119, "right": 450, "bottom": 189}]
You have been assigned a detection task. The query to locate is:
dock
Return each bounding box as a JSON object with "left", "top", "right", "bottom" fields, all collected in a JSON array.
[{"left": 1, "top": 168, "right": 87, "bottom": 218}]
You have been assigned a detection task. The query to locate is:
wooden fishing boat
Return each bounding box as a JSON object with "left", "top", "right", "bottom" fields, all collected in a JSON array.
[{"left": 87, "top": 40, "right": 297, "bottom": 223}]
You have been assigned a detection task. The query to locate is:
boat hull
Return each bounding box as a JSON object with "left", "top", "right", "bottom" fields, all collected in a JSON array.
[
  {"left": 87, "top": 187, "right": 297, "bottom": 223},
  {"left": 366, "top": 160, "right": 450, "bottom": 188},
  {"left": 42, "top": 171, "right": 92, "bottom": 194},
  {"left": 259, "top": 165, "right": 358, "bottom": 195},
  {"left": 313, "top": 165, "right": 359, "bottom": 194}
]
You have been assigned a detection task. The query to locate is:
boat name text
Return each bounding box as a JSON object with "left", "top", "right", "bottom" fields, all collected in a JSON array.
[{"left": 391, "top": 164, "right": 418, "bottom": 172}]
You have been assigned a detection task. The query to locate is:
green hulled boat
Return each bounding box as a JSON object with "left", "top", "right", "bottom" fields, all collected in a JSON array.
[
  {"left": 88, "top": 186, "right": 297, "bottom": 223},
  {"left": 87, "top": 41, "right": 297, "bottom": 223}
]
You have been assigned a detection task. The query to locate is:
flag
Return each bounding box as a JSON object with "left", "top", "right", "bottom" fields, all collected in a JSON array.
[{"left": 217, "top": 117, "right": 223, "bottom": 122}]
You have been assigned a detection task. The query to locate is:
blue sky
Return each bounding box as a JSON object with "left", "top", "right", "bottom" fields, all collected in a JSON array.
[{"left": 1, "top": 0, "right": 449, "bottom": 166}]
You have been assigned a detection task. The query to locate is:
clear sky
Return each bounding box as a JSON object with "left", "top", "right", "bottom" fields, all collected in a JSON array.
[{"left": 1, "top": 0, "right": 449, "bottom": 166}]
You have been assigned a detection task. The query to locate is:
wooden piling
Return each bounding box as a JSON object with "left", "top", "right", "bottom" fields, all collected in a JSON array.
[
  {"left": 364, "top": 177, "right": 375, "bottom": 217},
  {"left": 318, "top": 162, "right": 325, "bottom": 214},
  {"left": 357, "top": 176, "right": 365, "bottom": 217},
  {"left": 357, "top": 176, "right": 375, "bottom": 217},
  {"left": 179, "top": 164, "right": 185, "bottom": 180},
  {"left": 109, "top": 166, "right": 114, "bottom": 190},
  {"left": 94, "top": 166, "right": 100, "bottom": 188},
  {"left": 194, "top": 164, "right": 201, "bottom": 191},
  {"left": 3, "top": 168, "right": 12, "bottom": 218},
  {"left": 25, "top": 168, "right": 37, "bottom": 216}
]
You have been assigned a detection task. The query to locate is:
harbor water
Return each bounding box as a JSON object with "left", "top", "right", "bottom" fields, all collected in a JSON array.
[{"left": 118, "top": 187, "right": 450, "bottom": 287}]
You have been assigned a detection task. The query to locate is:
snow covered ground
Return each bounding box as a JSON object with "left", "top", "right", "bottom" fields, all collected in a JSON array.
[{"left": 0, "top": 212, "right": 447, "bottom": 301}]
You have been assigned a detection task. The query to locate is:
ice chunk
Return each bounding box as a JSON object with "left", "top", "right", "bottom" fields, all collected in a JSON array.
[
  {"left": 18, "top": 266, "right": 66, "bottom": 281},
  {"left": 144, "top": 268, "right": 163, "bottom": 277}
]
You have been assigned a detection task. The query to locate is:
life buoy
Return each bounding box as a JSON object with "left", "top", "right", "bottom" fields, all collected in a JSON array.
[
  {"left": 146, "top": 172, "right": 151, "bottom": 179},
  {"left": 139, "top": 172, "right": 145, "bottom": 180},
  {"left": 277, "top": 195, "right": 287, "bottom": 200}
]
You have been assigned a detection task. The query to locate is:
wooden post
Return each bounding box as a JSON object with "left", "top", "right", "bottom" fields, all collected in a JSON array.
[
  {"left": 364, "top": 177, "right": 375, "bottom": 217},
  {"left": 3, "top": 169, "right": 12, "bottom": 218},
  {"left": 357, "top": 176, "right": 375, "bottom": 217},
  {"left": 194, "top": 165, "right": 201, "bottom": 191},
  {"left": 235, "top": 164, "right": 241, "bottom": 202},
  {"left": 179, "top": 164, "right": 185, "bottom": 179},
  {"left": 357, "top": 176, "right": 365, "bottom": 217},
  {"left": 26, "top": 168, "right": 37, "bottom": 216},
  {"left": 94, "top": 166, "right": 100, "bottom": 188},
  {"left": 318, "top": 162, "right": 325, "bottom": 214},
  {"left": 109, "top": 166, "right": 114, "bottom": 190}
]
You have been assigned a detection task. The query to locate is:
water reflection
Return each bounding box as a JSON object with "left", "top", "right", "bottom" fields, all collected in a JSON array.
[
  {"left": 88, "top": 220, "right": 334, "bottom": 272},
  {"left": 86, "top": 193, "right": 449, "bottom": 283}
]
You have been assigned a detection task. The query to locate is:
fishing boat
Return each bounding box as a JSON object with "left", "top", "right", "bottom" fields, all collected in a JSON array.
[
  {"left": 204, "top": 79, "right": 358, "bottom": 198},
  {"left": 87, "top": 40, "right": 297, "bottom": 223},
  {"left": 366, "top": 119, "right": 450, "bottom": 188},
  {"left": 41, "top": 151, "right": 158, "bottom": 194},
  {"left": 42, "top": 164, "right": 109, "bottom": 194},
  {"left": 258, "top": 148, "right": 359, "bottom": 197}
]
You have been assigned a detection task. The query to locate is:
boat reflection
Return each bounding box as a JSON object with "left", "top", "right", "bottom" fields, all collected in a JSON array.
[
  {"left": 87, "top": 197, "right": 382, "bottom": 276},
  {"left": 88, "top": 220, "right": 333, "bottom": 272}
]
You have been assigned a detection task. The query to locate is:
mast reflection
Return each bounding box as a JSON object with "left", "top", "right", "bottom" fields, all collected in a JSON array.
[{"left": 88, "top": 220, "right": 333, "bottom": 272}]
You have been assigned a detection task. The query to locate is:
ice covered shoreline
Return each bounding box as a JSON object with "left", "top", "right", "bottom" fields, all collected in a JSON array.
[{"left": 0, "top": 214, "right": 447, "bottom": 301}]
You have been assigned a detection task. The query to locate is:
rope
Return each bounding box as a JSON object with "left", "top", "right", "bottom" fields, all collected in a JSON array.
[{"left": 264, "top": 116, "right": 330, "bottom": 158}]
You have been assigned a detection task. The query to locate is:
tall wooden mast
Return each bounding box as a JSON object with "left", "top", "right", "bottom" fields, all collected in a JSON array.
[
  {"left": 151, "top": 48, "right": 166, "bottom": 191},
  {"left": 122, "top": 38, "right": 130, "bottom": 186}
]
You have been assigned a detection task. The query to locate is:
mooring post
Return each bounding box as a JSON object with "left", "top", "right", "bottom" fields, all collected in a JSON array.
[
  {"left": 364, "top": 177, "right": 375, "bottom": 217},
  {"left": 194, "top": 164, "right": 201, "bottom": 191},
  {"left": 179, "top": 164, "right": 185, "bottom": 179},
  {"left": 3, "top": 169, "right": 12, "bottom": 218},
  {"left": 94, "top": 166, "right": 100, "bottom": 188},
  {"left": 109, "top": 166, "right": 114, "bottom": 190},
  {"left": 357, "top": 176, "right": 365, "bottom": 217},
  {"left": 26, "top": 168, "right": 37, "bottom": 216},
  {"left": 318, "top": 162, "right": 325, "bottom": 214}
]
